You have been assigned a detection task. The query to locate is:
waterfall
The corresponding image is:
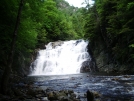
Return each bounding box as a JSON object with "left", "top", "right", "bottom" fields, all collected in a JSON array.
[{"left": 30, "top": 39, "right": 90, "bottom": 75}]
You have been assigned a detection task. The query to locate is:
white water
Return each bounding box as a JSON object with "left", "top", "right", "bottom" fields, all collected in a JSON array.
[{"left": 30, "top": 40, "right": 90, "bottom": 75}]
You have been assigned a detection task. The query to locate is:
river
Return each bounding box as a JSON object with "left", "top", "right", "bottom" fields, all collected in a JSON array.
[{"left": 25, "top": 73, "right": 134, "bottom": 101}]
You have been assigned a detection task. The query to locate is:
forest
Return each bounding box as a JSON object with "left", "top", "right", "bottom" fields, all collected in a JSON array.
[{"left": 0, "top": 0, "right": 134, "bottom": 96}]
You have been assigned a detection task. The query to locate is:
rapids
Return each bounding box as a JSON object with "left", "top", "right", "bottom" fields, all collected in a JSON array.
[{"left": 26, "top": 73, "right": 134, "bottom": 101}]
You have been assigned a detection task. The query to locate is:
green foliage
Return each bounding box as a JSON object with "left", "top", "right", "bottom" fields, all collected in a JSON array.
[
  {"left": 0, "top": 0, "right": 44, "bottom": 73},
  {"left": 36, "top": 0, "right": 87, "bottom": 44},
  {"left": 84, "top": 0, "right": 134, "bottom": 69},
  {"left": 129, "top": 44, "right": 134, "bottom": 48},
  {"left": 127, "top": 2, "right": 134, "bottom": 10}
]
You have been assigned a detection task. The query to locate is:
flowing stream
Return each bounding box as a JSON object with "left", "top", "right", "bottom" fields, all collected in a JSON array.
[{"left": 30, "top": 40, "right": 90, "bottom": 75}]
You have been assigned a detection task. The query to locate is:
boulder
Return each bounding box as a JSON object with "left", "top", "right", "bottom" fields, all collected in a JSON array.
[
  {"left": 80, "top": 59, "right": 98, "bottom": 73},
  {"left": 86, "top": 90, "right": 94, "bottom": 101},
  {"left": 75, "top": 39, "right": 83, "bottom": 45}
]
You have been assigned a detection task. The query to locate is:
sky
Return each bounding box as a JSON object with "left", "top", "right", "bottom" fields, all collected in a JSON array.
[{"left": 65, "top": 0, "right": 94, "bottom": 8}]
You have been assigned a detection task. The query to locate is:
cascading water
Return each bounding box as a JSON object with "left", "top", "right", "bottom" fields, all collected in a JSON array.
[{"left": 30, "top": 39, "right": 90, "bottom": 75}]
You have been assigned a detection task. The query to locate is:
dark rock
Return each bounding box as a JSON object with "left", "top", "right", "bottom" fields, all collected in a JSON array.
[
  {"left": 80, "top": 59, "right": 98, "bottom": 73},
  {"left": 24, "top": 99, "right": 37, "bottom": 101},
  {"left": 80, "top": 60, "right": 91, "bottom": 73},
  {"left": 86, "top": 90, "right": 94, "bottom": 101},
  {"left": 68, "top": 90, "right": 74, "bottom": 94},
  {"left": 13, "top": 88, "right": 24, "bottom": 96},
  {"left": 0, "top": 94, "right": 10, "bottom": 101},
  {"left": 46, "top": 90, "right": 80, "bottom": 101},
  {"left": 58, "top": 96, "right": 68, "bottom": 101},
  {"left": 41, "top": 97, "right": 49, "bottom": 101},
  {"left": 27, "top": 89, "right": 36, "bottom": 97},
  {"left": 17, "top": 82, "right": 26, "bottom": 87},
  {"left": 47, "top": 92, "right": 58, "bottom": 100},
  {"left": 50, "top": 40, "right": 64, "bottom": 49},
  {"left": 92, "top": 91, "right": 101, "bottom": 98},
  {"left": 75, "top": 39, "right": 82, "bottom": 45},
  {"left": 70, "top": 93, "right": 76, "bottom": 99}
]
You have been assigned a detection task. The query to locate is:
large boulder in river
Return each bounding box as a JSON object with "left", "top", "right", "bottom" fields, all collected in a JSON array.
[{"left": 80, "top": 59, "right": 98, "bottom": 73}]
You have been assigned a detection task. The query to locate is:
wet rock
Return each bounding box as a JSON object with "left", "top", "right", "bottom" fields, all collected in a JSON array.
[
  {"left": 86, "top": 90, "right": 94, "bottom": 101},
  {"left": 36, "top": 94, "right": 43, "bottom": 98},
  {"left": 0, "top": 94, "right": 10, "bottom": 101},
  {"left": 24, "top": 99, "right": 37, "bottom": 101},
  {"left": 47, "top": 91, "right": 58, "bottom": 100},
  {"left": 50, "top": 40, "right": 64, "bottom": 48},
  {"left": 71, "top": 77, "right": 75, "bottom": 80},
  {"left": 58, "top": 96, "right": 68, "bottom": 101},
  {"left": 47, "top": 90, "right": 80, "bottom": 101},
  {"left": 13, "top": 88, "right": 25, "bottom": 96},
  {"left": 92, "top": 91, "right": 101, "bottom": 98},
  {"left": 68, "top": 90, "right": 74, "bottom": 94},
  {"left": 27, "top": 89, "right": 37, "bottom": 97},
  {"left": 17, "top": 82, "right": 26, "bottom": 87},
  {"left": 70, "top": 93, "right": 76, "bottom": 99},
  {"left": 123, "top": 75, "right": 131, "bottom": 78},
  {"left": 58, "top": 90, "right": 68, "bottom": 96},
  {"left": 75, "top": 39, "right": 82, "bottom": 45},
  {"left": 41, "top": 97, "right": 49, "bottom": 101},
  {"left": 95, "top": 99, "right": 101, "bottom": 101},
  {"left": 111, "top": 77, "right": 119, "bottom": 81},
  {"left": 80, "top": 60, "right": 90, "bottom": 73},
  {"left": 80, "top": 59, "right": 98, "bottom": 73}
]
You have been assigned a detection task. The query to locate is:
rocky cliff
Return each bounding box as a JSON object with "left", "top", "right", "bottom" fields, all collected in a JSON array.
[{"left": 89, "top": 39, "right": 134, "bottom": 74}]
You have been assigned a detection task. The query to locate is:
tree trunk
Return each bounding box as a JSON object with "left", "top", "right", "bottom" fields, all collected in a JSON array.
[{"left": 0, "top": 0, "right": 24, "bottom": 94}]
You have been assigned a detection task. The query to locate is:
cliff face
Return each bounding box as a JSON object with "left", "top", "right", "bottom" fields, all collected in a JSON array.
[{"left": 89, "top": 40, "right": 134, "bottom": 74}]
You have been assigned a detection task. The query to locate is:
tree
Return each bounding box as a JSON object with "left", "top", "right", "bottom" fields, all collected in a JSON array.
[{"left": 1, "top": 0, "right": 24, "bottom": 94}]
